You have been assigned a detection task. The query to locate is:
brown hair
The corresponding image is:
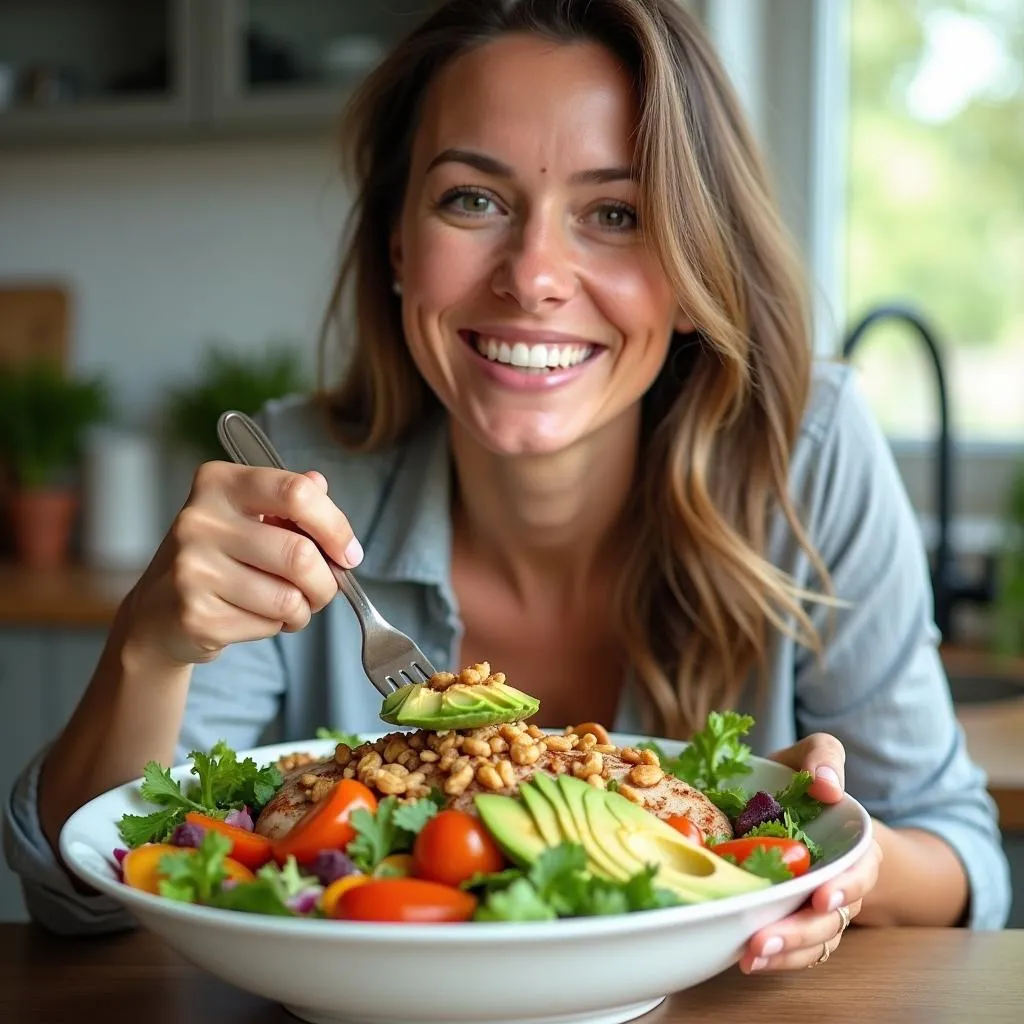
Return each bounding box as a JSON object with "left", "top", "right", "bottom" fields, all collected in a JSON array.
[{"left": 319, "top": 0, "right": 830, "bottom": 738}]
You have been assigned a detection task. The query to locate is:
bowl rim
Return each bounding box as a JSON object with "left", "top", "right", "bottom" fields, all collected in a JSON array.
[{"left": 60, "top": 734, "right": 874, "bottom": 944}]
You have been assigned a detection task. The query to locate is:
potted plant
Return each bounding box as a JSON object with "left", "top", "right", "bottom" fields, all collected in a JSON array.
[
  {"left": 165, "top": 342, "right": 307, "bottom": 463},
  {"left": 993, "top": 465, "right": 1024, "bottom": 659},
  {"left": 0, "top": 359, "right": 110, "bottom": 568}
]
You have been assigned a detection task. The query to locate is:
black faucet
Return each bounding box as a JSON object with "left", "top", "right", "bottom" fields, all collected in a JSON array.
[{"left": 841, "top": 302, "right": 994, "bottom": 641}]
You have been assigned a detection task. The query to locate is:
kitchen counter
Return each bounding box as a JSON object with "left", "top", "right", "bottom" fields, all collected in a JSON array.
[{"left": 0, "top": 563, "right": 140, "bottom": 626}]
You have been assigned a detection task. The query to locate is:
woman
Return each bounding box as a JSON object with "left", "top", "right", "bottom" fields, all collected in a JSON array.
[{"left": 4, "top": 0, "right": 1009, "bottom": 972}]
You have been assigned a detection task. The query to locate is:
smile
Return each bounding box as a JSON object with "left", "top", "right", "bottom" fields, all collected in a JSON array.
[{"left": 468, "top": 332, "right": 596, "bottom": 374}]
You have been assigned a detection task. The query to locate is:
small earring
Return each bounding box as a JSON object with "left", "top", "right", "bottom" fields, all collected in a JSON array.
[{"left": 392, "top": 280, "right": 403, "bottom": 296}]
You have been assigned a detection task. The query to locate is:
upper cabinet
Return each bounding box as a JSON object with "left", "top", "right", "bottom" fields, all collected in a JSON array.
[{"left": 0, "top": 0, "right": 424, "bottom": 146}]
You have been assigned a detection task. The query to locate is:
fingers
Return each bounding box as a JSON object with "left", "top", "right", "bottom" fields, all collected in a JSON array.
[
  {"left": 741, "top": 899, "right": 861, "bottom": 973},
  {"left": 213, "top": 515, "right": 339, "bottom": 614},
  {"left": 770, "top": 731, "right": 846, "bottom": 803},
  {"left": 198, "top": 462, "right": 363, "bottom": 570},
  {"left": 809, "top": 838, "right": 883, "bottom": 916}
]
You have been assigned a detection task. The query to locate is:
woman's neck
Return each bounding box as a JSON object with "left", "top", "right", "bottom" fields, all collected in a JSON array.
[{"left": 449, "top": 411, "right": 641, "bottom": 605}]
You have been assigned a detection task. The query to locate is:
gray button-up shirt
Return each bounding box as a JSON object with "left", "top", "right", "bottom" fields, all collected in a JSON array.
[{"left": 3, "top": 362, "right": 1011, "bottom": 933}]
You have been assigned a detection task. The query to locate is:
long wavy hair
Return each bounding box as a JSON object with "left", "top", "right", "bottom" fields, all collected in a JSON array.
[{"left": 318, "top": 0, "right": 831, "bottom": 738}]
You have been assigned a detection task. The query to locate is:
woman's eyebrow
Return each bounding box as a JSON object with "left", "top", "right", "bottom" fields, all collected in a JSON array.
[{"left": 425, "top": 147, "right": 635, "bottom": 184}]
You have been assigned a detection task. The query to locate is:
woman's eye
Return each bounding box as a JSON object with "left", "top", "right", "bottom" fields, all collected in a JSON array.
[
  {"left": 440, "top": 189, "right": 501, "bottom": 216},
  {"left": 590, "top": 204, "right": 638, "bottom": 231}
]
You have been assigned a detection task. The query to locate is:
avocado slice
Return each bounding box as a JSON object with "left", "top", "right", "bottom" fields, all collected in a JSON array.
[
  {"left": 519, "top": 780, "right": 564, "bottom": 847},
  {"left": 379, "top": 678, "right": 539, "bottom": 730},
  {"left": 556, "top": 775, "right": 633, "bottom": 882},
  {"left": 602, "top": 790, "right": 770, "bottom": 899},
  {"left": 474, "top": 793, "right": 548, "bottom": 867}
]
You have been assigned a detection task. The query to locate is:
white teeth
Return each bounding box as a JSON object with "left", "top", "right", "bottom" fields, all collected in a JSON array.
[{"left": 473, "top": 335, "right": 593, "bottom": 372}]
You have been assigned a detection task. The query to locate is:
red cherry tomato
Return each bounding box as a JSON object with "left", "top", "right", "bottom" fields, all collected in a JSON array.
[
  {"left": 336, "top": 878, "right": 478, "bottom": 923},
  {"left": 412, "top": 810, "right": 506, "bottom": 887},
  {"left": 271, "top": 779, "right": 377, "bottom": 865},
  {"left": 183, "top": 812, "right": 273, "bottom": 870},
  {"left": 712, "top": 836, "right": 811, "bottom": 877},
  {"left": 663, "top": 815, "right": 705, "bottom": 846}
]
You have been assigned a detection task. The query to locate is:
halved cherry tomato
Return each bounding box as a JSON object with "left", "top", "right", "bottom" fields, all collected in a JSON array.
[
  {"left": 664, "top": 815, "right": 705, "bottom": 846},
  {"left": 712, "top": 836, "right": 811, "bottom": 877},
  {"left": 271, "top": 779, "right": 377, "bottom": 865},
  {"left": 336, "top": 877, "right": 477, "bottom": 923},
  {"left": 412, "top": 809, "right": 505, "bottom": 887},
  {"left": 184, "top": 812, "right": 273, "bottom": 870},
  {"left": 320, "top": 874, "right": 370, "bottom": 917},
  {"left": 122, "top": 843, "right": 255, "bottom": 895}
]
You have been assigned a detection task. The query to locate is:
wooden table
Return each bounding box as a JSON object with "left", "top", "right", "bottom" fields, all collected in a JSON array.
[{"left": 1, "top": 924, "right": 1021, "bottom": 1023}]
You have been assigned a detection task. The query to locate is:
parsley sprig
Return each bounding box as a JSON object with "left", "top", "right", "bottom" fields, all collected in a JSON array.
[
  {"left": 346, "top": 793, "right": 442, "bottom": 873},
  {"left": 117, "top": 740, "right": 283, "bottom": 848}
]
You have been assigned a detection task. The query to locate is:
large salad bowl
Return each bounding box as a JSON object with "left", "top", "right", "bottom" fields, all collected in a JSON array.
[{"left": 61, "top": 734, "right": 872, "bottom": 1024}]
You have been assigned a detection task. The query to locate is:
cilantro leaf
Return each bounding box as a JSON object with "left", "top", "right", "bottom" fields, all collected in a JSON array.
[
  {"left": 158, "top": 831, "right": 232, "bottom": 903},
  {"left": 316, "top": 727, "right": 364, "bottom": 747},
  {"left": 346, "top": 795, "right": 438, "bottom": 873},
  {"left": 474, "top": 878, "right": 557, "bottom": 922},
  {"left": 207, "top": 858, "right": 314, "bottom": 917},
  {"left": 774, "top": 770, "right": 823, "bottom": 826},
  {"left": 139, "top": 761, "right": 195, "bottom": 807},
  {"left": 736, "top": 846, "right": 794, "bottom": 883},
  {"left": 117, "top": 806, "right": 187, "bottom": 848},
  {"left": 461, "top": 868, "right": 526, "bottom": 892},
  {"left": 703, "top": 786, "right": 750, "bottom": 818},
  {"left": 644, "top": 711, "right": 755, "bottom": 792},
  {"left": 745, "top": 811, "right": 823, "bottom": 862}
]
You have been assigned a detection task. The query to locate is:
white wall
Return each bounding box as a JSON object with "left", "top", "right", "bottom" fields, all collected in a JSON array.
[{"left": 0, "top": 138, "right": 351, "bottom": 427}]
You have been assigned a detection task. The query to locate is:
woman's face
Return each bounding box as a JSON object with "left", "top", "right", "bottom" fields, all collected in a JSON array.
[{"left": 393, "top": 33, "right": 689, "bottom": 457}]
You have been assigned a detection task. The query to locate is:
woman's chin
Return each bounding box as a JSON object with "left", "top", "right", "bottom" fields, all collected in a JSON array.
[{"left": 462, "top": 411, "right": 583, "bottom": 459}]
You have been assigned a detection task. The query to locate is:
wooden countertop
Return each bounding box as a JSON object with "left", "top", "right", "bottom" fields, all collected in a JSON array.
[
  {"left": 0, "top": 924, "right": 1020, "bottom": 1023},
  {"left": 0, "top": 563, "right": 140, "bottom": 627}
]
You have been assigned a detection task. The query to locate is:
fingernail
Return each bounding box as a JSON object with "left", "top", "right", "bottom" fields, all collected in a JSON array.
[
  {"left": 344, "top": 537, "right": 364, "bottom": 567},
  {"left": 761, "top": 936, "right": 784, "bottom": 957},
  {"left": 827, "top": 891, "right": 845, "bottom": 912},
  {"left": 816, "top": 766, "right": 841, "bottom": 788},
  {"left": 749, "top": 957, "right": 768, "bottom": 972}
]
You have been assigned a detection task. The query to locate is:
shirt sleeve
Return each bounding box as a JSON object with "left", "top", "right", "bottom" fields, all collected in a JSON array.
[
  {"left": 2, "top": 635, "right": 286, "bottom": 936},
  {"left": 793, "top": 370, "right": 1011, "bottom": 930}
]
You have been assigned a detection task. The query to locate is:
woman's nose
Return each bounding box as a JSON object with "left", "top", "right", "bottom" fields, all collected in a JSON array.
[{"left": 490, "top": 217, "right": 578, "bottom": 313}]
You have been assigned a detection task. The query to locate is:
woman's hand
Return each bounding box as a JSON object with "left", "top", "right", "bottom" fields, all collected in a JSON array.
[
  {"left": 738, "top": 732, "right": 884, "bottom": 973},
  {"left": 124, "top": 462, "right": 363, "bottom": 667}
]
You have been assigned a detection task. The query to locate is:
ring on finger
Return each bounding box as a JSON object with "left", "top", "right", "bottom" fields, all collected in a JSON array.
[
  {"left": 807, "top": 939, "right": 832, "bottom": 968},
  {"left": 837, "top": 904, "right": 851, "bottom": 935}
]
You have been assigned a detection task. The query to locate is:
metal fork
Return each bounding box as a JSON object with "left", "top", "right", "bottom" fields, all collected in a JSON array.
[{"left": 216, "top": 410, "right": 437, "bottom": 697}]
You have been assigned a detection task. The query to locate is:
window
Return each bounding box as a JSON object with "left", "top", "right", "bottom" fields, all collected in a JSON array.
[{"left": 844, "top": 0, "right": 1023, "bottom": 444}]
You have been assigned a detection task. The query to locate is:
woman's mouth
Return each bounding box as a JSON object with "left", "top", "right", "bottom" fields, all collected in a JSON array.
[{"left": 464, "top": 331, "right": 597, "bottom": 374}]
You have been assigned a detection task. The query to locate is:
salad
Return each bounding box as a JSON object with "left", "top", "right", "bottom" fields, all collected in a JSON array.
[{"left": 112, "top": 666, "right": 825, "bottom": 924}]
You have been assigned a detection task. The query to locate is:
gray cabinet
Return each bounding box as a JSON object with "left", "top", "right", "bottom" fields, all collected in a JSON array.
[
  {"left": 0, "top": 628, "right": 106, "bottom": 922},
  {"left": 0, "top": 0, "right": 423, "bottom": 146}
]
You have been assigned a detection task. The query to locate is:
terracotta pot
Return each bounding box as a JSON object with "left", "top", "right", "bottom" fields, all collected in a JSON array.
[{"left": 8, "top": 488, "right": 78, "bottom": 568}]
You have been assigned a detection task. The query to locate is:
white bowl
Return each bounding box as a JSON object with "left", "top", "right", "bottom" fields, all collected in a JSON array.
[{"left": 61, "top": 734, "right": 872, "bottom": 1024}]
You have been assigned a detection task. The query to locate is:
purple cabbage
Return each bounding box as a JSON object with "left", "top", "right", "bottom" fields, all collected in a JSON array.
[
  {"left": 309, "top": 849, "right": 359, "bottom": 886},
  {"left": 224, "top": 807, "right": 254, "bottom": 832},
  {"left": 170, "top": 822, "right": 207, "bottom": 848},
  {"left": 734, "top": 791, "right": 784, "bottom": 836},
  {"left": 287, "top": 888, "right": 324, "bottom": 915},
  {"left": 112, "top": 848, "right": 128, "bottom": 882}
]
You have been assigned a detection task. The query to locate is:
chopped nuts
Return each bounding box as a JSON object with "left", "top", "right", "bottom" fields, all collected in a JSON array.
[
  {"left": 383, "top": 737, "right": 408, "bottom": 763},
  {"left": 334, "top": 745, "right": 353, "bottom": 767},
  {"left": 587, "top": 775, "right": 607, "bottom": 790},
  {"left": 357, "top": 751, "right": 382, "bottom": 774},
  {"left": 397, "top": 749, "right": 421, "bottom": 770},
  {"left": 310, "top": 779, "right": 335, "bottom": 803},
  {"left": 496, "top": 759, "right": 516, "bottom": 788},
  {"left": 444, "top": 764, "right": 474, "bottom": 796},
  {"left": 620, "top": 747, "right": 642, "bottom": 764},
  {"left": 418, "top": 749, "right": 439, "bottom": 763},
  {"left": 300, "top": 773, "right": 320, "bottom": 789},
  {"left": 640, "top": 748, "right": 661, "bottom": 767},
  {"left": 277, "top": 751, "right": 317, "bottom": 773},
  {"left": 476, "top": 763, "right": 503, "bottom": 791},
  {"left": 428, "top": 671, "right": 457, "bottom": 691},
  {"left": 617, "top": 782, "right": 644, "bottom": 804},
  {"left": 489, "top": 736, "right": 509, "bottom": 754},
  {"left": 376, "top": 772, "right": 407, "bottom": 795},
  {"left": 510, "top": 741, "right": 540, "bottom": 766},
  {"left": 462, "top": 737, "right": 491, "bottom": 758},
  {"left": 578, "top": 733, "right": 598, "bottom": 752},
  {"left": 545, "top": 734, "right": 574, "bottom": 752},
  {"left": 628, "top": 764, "right": 664, "bottom": 788}
]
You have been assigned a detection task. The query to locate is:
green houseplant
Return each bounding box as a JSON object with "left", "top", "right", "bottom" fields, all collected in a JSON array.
[
  {"left": 0, "top": 359, "right": 110, "bottom": 567},
  {"left": 993, "top": 465, "right": 1024, "bottom": 659},
  {"left": 166, "top": 343, "right": 307, "bottom": 462}
]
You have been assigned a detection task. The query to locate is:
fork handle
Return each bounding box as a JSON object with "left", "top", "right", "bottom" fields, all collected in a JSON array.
[{"left": 216, "top": 410, "right": 387, "bottom": 635}]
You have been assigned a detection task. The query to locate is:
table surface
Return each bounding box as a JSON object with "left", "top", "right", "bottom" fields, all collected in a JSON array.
[{"left": 1, "top": 924, "right": 1021, "bottom": 1023}]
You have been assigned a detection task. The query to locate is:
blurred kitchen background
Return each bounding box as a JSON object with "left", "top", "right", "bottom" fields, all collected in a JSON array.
[{"left": 0, "top": 0, "right": 1021, "bottom": 924}]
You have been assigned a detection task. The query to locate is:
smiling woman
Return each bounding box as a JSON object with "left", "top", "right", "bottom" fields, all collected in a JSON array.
[{"left": 3, "top": 0, "right": 1010, "bottom": 990}]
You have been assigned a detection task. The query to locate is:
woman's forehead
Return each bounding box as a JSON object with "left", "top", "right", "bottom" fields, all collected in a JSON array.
[{"left": 411, "top": 34, "right": 640, "bottom": 178}]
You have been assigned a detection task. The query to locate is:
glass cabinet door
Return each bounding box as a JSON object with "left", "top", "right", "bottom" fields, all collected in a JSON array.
[
  {"left": 209, "top": 0, "right": 423, "bottom": 127},
  {"left": 0, "top": 0, "right": 196, "bottom": 144}
]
